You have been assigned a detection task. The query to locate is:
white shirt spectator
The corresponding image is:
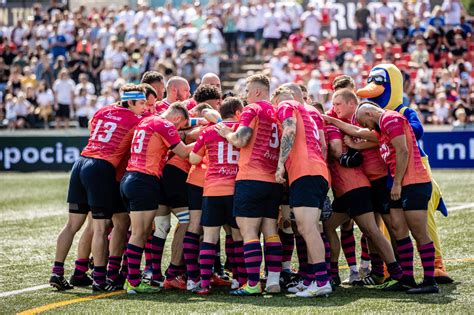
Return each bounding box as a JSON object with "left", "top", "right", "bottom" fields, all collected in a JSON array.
[
  {"left": 96, "top": 95, "right": 116, "bottom": 109},
  {"left": 37, "top": 89, "right": 54, "bottom": 108},
  {"left": 53, "top": 79, "right": 75, "bottom": 104},
  {"left": 442, "top": 0, "right": 462, "bottom": 25},
  {"left": 5, "top": 99, "right": 16, "bottom": 120},
  {"left": 301, "top": 10, "right": 321, "bottom": 38},
  {"left": 376, "top": 4, "right": 395, "bottom": 27},
  {"left": 117, "top": 9, "right": 135, "bottom": 29},
  {"left": 106, "top": 49, "right": 128, "bottom": 69},
  {"left": 263, "top": 12, "right": 282, "bottom": 39},
  {"left": 97, "top": 26, "right": 114, "bottom": 50},
  {"left": 75, "top": 82, "right": 95, "bottom": 96},
  {"left": 100, "top": 69, "right": 119, "bottom": 86},
  {"left": 435, "top": 103, "right": 450, "bottom": 123}
]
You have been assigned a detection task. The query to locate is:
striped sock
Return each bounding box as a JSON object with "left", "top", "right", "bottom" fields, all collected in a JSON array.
[
  {"left": 52, "top": 261, "right": 64, "bottom": 276},
  {"left": 234, "top": 241, "right": 247, "bottom": 286},
  {"left": 214, "top": 239, "right": 223, "bottom": 274},
  {"left": 244, "top": 241, "right": 262, "bottom": 286},
  {"left": 165, "top": 263, "right": 182, "bottom": 280},
  {"left": 144, "top": 235, "right": 153, "bottom": 271},
  {"left": 120, "top": 231, "right": 131, "bottom": 278},
  {"left": 264, "top": 241, "right": 282, "bottom": 273},
  {"left": 93, "top": 266, "right": 107, "bottom": 285},
  {"left": 126, "top": 243, "right": 144, "bottom": 287},
  {"left": 360, "top": 234, "right": 370, "bottom": 265},
  {"left": 418, "top": 242, "right": 435, "bottom": 281},
  {"left": 387, "top": 262, "right": 403, "bottom": 281},
  {"left": 199, "top": 242, "right": 216, "bottom": 289},
  {"left": 224, "top": 235, "right": 235, "bottom": 274},
  {"left": 279, "top": 229, "right": 294, "bottom": 271},
  {"left": 330, "top": 261, "right": 339, "bottom": 279},
  {"left": 305, "top": 263, "right": 316, "bottom": 285},
  {"left": 295, "top": 234, "right": 308, "bottom": 279},
  {"left": 341, "top": 228, "right": 357, "bottom": 269},
  {"left": 396, "top": 237, "right": 414, "bottom": 279},
  {"left": 107, "top": 256, "right": 122, "bottom": 281},
  {"left": 370, "top": 253, "right": 385, "bottom": 278},
  {"left": 183, "top": 232, "right": 200, "bottom": 282},
  {"left": 73, "top": 258, "right": 89, "bottom": 277},
  {"left": 321, "top": 232, "right": 331, "bottom": 278},
  {"left": 314, "top": 262, "right": 329, "bottom": 286},
  {"left": 151, "top": 235, "right": 166, "bottom": 281}
]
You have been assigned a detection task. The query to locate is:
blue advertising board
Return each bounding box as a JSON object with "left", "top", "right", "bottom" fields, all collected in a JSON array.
[{"left": 420, "top": 131, "right": 474, "bottom": 169}]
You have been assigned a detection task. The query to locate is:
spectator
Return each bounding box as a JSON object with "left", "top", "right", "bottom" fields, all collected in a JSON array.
[
  {"left": 74, "top": 88, "right": 92, "bottom": 128},
  {"left": 95, "top": 86, "right": 116, "bottom": 109},
  {"left": 10, "top": 21, "right": 26, "bottom": 47},
  {"left": 392, "top": 19, "right": 410, "bottom": 52},
  {"left": 200, "top": 33, "right": 221, "bottom": 76},
  {"left": 408, "top": 18, "right": 427, "bottom": 41},
  {"left": 301, "top": 4, "right": 321, "bottom": 39},
  {"left": 373, "top": 15, "right": 392, "bottom": 44},
  {"left": 449, "top": 34, "right": 468, "bottom": 61},
  {"left": 12, "top": 92, "right": 32, "bottom": 129},
  {"left": 411, "top": 39, "right": 429, "bottom": 68},
  {"left": 307, "top": 70, "right": 321, "bottom": 102},
  {"left": 457, "top": 71, "right": 470, "bottom": 101},
  {"left": 122, "top": 58, "right": 141, "bottom": 84},
  {"left": 376, "top": 0, "right": 395, "bottom": 27},
  {"left": 263, "top": 4, "right": 281, "bottom": 56},
  {"left": 100, "top": 61, "right": 119, "bottom": 88},
  {"left": 428, "top": 6, "right": 446, "bottom": 30},
  {"left": 48, "top": 24, "right": 68, "bottom": 61},
  {"left": 53, "top": 69, "right": 75, "bottom": 129},
  {"left": 36, "top": 81, "right": 54, "bottom": 128},
  {"left": 442, "top": 0, "right": 463, "bottom": 27},
  {"left": 223, "top": 7, "right": 238, "bottom": 59},
  {"left": 355, "top": 0, "right": 371, "bottom": 40},
  {"left": 424, "top": 26, "right": 443, "bottom": 61},
  {"left": 433, "top": 93, "right": 451, "bottom": 125},
  {"left": 75, "top": 73, "right": 95, "bottom": 96},
  {"left": 452, "top": 108, "right": 472, "bottom": 129}
]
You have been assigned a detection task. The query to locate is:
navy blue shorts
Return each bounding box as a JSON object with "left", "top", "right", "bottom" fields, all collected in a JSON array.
[
  {"left": 159, "top": 164, "right": 188, "bottom": 208},
  {"left": 233, "top": 180, "right": 283, "bottom": 219},
  {"left": 67, "top": 156, "right": 122, "bottom": 219},
  {"left": 390, "top": 182, "right": 432, "bottom": 211},
  {"left": 187, "top": 183, "right": 203, "bottom": 211},
  {"left": 371, "top": 176, "right": 391, "bottom": 215},
  {"left": 332, "top": 187, "right": 373, "bottom": 219},
  {"left": 201, "top": 195, "right": 238, "bottom": 228},
  {"left": 120, "top": 171, "right": 161, "bottom": 212},
  {"left": 289, "top": 175, "right": 329, "bottom": 208}
]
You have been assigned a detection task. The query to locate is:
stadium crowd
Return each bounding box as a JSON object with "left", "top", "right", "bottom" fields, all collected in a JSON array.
[{"left": 0, "top": 0, "right": 472, "bottom": 130}]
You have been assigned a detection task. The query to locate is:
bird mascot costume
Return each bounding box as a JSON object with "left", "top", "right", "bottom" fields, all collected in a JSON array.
[{"left": 357, "top": 63, "right": 453, "bottom": 284}]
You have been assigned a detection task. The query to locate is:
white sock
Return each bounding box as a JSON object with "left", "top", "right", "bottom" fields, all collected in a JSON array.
[
  {"left": 350, "top": 265, "right": 358, "bottom": 273},
  {"left": 282, "top": 261, "right": 291, "bottom": 271},
  {"left": 267, "top": 271, "right": 280, "bottom": 285}
]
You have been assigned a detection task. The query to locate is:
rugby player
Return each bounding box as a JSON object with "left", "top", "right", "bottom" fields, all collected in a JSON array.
[
  {"left": 189, "top": 97, "right": 245, "bottom": 295},
  {"left": 272, "top": 87, "right": 332, "bottom": 297},
  {"left": 323, "top": 90, "right": 406, "bottom": 291},
  {"left": 216, "top": 74, "right": 283, "bottom": 295},
  {"left": 335, "top": 102, "right": 439, "bottom": 294},
  {"left": 121, "top": 102, "right": 193, "bottom": 294},
  {"left": 50, "top": 84, "right": 149, "bottom": 292}
]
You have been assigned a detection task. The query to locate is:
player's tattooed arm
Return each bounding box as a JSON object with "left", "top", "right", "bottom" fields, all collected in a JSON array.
[
  {"left": 276, "top": 117, "right": 297, "bottom": 184},
  {"left": 216, "top": 124, "right": 253, "bottom": 148}
]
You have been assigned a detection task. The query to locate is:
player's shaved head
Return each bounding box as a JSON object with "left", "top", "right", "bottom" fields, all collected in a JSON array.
[
  {"left": 281, "top": 83, "right": 304, "bottom": 104},
  {"left": 201, "top": 73, "right": 221, "bottom": 90},
  {"left": 355, "top": 101, "right": 383, "bottom": 130},
  {"left": 166, "top": 76, "right": 190, "bottom": 102}
]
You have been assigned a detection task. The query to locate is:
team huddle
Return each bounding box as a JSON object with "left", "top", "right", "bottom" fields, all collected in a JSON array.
[{"left": 49, "top": 68, "right": 453, "bottom": 298}]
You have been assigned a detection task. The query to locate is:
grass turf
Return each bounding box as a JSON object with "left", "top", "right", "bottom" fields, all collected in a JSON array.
[{"left": 0, "top": 170, "right": 473, "bottom": 314}]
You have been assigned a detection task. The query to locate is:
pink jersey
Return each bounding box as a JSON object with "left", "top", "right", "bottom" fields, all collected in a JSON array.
[
  {"left": 185, "top": 98, "right": 198, "bottom": 111},
  {"left": 193, "top": 121, "right": 240, "bottom": 196},
  {"left": 277, "top": 100, "right": 329, "bottom": 185},
  {"left": 349, "top": 115, "right": 388, "bottom": 181},
  {"left": 154, "top": 99, "right": 171, "bottom": 115},
  {"left": 81, "top": 105, "right": 146, "bottom": 168},
  {"left": 305, "top": 104, "right": 325, "bottom": 130},
  {"left": 377, "top": 111, "right": 430, "bottom": 186},
  {"left": 186, "top": 159, "right": 207, "bottom": 187},
  {"left": 127, "top": 116, "right": 181, "bottom": 178},
  {"left": 325, "top": 124, "right": 370, "bottom": 198},
  {"left": 236, "top": 101, "right": 280, "bottom": 183}
]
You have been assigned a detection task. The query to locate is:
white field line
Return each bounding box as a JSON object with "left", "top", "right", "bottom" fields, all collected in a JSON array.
[
  {"left": 0, "top": 284, "right": 50, "bottom": 298},
  {"left": 0, "top": 203, "right": 473, "bottom": 298}
]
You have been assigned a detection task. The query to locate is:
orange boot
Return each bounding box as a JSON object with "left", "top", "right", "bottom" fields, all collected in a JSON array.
[{"left": 434, "top": 256, "right": 453, "bottom": 284}]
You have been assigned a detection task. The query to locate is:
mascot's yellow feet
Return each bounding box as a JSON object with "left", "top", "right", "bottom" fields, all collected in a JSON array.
[{"left": 434, "top": 256, "right": 454, "bottom": 284}]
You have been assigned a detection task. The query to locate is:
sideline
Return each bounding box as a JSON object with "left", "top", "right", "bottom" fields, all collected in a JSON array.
[
  {"left": 16, "top": 291, "right": 125, "bottom": 315},
  {"left": 0, "top": 285, "right": 50, "bottom": 298}
]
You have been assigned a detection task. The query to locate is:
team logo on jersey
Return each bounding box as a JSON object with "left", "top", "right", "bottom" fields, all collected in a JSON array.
[{"left": 104, "top": 112, "right": 123, "bottom": 122}]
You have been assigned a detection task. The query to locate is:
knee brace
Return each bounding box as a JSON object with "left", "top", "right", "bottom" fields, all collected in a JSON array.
[
  {"left": 175, "top": 210, "right": 190, "bottom": 224},
  {"left": 153, "top": 214, "right": 171, "bottom": 239}
]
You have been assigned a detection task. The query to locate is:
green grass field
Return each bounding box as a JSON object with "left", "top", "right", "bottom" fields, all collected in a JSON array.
[{"left": 0, "top": 170, "right": 473, "bottom": 314}]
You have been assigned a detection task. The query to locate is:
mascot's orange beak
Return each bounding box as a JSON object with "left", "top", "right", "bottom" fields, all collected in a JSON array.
[{"left": 356, "top": 82, "right": 385, "bottom": 99}]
